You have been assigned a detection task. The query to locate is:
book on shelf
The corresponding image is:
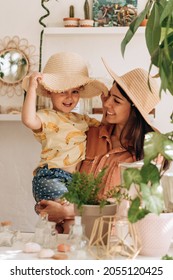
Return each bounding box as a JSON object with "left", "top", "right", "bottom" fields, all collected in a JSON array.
[{"left": 92, "top": 0, "right": 138, "bottom": 27}]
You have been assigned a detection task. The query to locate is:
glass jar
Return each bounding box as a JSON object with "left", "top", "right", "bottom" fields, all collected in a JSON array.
[
  {"left": 67, "top": 216, "right": 88, "bottom": 259},
  {"left": 32, "top": 212, "right": 48, "bottom": 246},
  {"left": 0, "top": 221, "right": 14, "bottom": 246}
]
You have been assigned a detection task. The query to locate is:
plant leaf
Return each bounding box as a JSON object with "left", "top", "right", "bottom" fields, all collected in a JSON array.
[
  {"left": 145, "top": 1, "right": 162, "bottom": 56},
  {"left": 141, "top": 182, "right": 164, "bottom": 215},
  {"left": 128, "top": 197, "right": 149, "bottom": 223},
  {"left": 121, "top": 4, "right": 151, "bottom": 57},
  {"left": 140, "top": 163, "right": 160, "bottom": 184},
  {"left": 160, "top": 0, "right": 173, "bottom": 27},
  {"left": 144, "top": 132, "right": 173, "bottom": 163},
  {"left": 123, "top": 168, "right": 142, "bottom": 190}
]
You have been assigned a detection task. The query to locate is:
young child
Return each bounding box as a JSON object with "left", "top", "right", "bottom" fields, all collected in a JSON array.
[{"left": 22, "top": 51, "right": 108, "bottom": 233}]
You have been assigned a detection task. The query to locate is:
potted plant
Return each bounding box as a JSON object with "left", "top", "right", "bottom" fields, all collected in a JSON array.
[
  {"left": 79, "top": 0, "right": 94, "bottom": 27},
  {"left": 63, "top": 5, "right": 80, "bottom": 27},
  {"left": 121, "top": 0, "right": 173, "bottom": 96},
  {"left": 119, "top": 0, "right": 173, "bottom": 258},
  {"left": 63, "top": 167, "right": 125, "bottom": 241},
  {"left": 120, "top": 131, "right": 173, "bottom": 256}
]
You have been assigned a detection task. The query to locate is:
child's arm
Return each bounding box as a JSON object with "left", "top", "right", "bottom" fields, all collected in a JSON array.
[{"left": 22, "top": 72, "right": 43, "bottom": 131}]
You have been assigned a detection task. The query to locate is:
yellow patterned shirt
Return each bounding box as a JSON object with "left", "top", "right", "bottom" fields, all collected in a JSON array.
[{"left": 33, "top": 109, "right": 100, "bottom": 173}]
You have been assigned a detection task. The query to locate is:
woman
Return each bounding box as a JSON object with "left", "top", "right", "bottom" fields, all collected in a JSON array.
[{"left": 37, "top": 63, "right": 160, "bottom": 229}]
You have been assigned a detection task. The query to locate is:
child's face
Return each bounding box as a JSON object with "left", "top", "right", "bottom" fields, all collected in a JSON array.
[{"left": 50, "top": 87, "right": 80, "bottom": 113}]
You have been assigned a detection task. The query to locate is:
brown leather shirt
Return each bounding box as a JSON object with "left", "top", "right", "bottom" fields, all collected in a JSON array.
[{"left": 79, "top": 125, "right": 136, "bottom": 195}]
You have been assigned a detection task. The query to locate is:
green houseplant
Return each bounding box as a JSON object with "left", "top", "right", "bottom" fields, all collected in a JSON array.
[
  {"left": 63, "top": 5, "right": 80, "bottom": 27},
  {"left": 63, "top": 167, "right": 124, "bottom": 213},
  {"left": 120, "top": 0, "right": 173, "bottom": 257},
  {"left": 122, "top": 131, "right": 173, "bottom": 223},
  {"left": 120, "top": 0, "right": 173, "bottom": 218},
  {"left": 79, "top": 0, "right": 94, "bottom": 27},
  {"left": 63, "top": 167, "right": 125, "bottom": 240},
  {"left": 120, "top": 131, "right": 173, "bottom": 256},
  {"left": 121, "top": 0, "right": 173, "bottom": 95}
]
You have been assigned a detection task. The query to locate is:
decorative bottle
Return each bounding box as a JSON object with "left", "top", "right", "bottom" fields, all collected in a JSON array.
[
  {"left": 0, "top": 221, "right": 14, "bottom": 246},
  {"left": 32, "top": 212, "right": 48, "bottom": 246},
  {"left": 43, "top": 221, "right": 58, "bottom": 249},
  {"left": 67, "top": 216, "right": 89, "bottom": 259}
]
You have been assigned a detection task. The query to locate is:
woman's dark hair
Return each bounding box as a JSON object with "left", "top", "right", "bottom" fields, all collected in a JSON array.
[{"left": 115, "top": 82, "right": 154, "bottom": 160}]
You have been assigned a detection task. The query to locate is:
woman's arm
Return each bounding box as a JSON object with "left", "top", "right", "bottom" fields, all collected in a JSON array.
[
  {"left": 22, "top": 72, "right": 42, "bottom": 130},
  {"left": 37, "top": 200, "right": 75, "bottom": 223}
]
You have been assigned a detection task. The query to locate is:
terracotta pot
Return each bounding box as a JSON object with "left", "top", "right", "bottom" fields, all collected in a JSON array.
[
  {"left": 75, "top": 204, "right": 117, "bottom": 243},
  {"left": 134, "top": 213, "right": 173, "bottom": 256},
  {"left": 79, "top": 19, "right": 94, "bottom": 27},
  {"left": 63, "top": 18, "right": 80, "bottom": 27}
]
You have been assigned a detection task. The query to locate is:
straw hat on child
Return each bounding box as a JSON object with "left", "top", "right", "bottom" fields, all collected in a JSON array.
[
  {"left": 102, "top": 58, "right": 160, "bottom": 129},
  {"left": 22, "top": 52, "right": 108, "bottom": 98}
]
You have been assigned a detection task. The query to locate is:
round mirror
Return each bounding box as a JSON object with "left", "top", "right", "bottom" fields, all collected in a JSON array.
[
  {"left": 0, "top": 49, "right": 29, "bottom": 84},
  {"left": 0, "top": 36, "right": 38, "bottom": 97}
]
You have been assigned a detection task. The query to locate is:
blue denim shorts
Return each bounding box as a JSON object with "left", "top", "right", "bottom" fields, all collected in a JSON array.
[{"left": 32, "top": 165, "right": 72, "bottom": 203}]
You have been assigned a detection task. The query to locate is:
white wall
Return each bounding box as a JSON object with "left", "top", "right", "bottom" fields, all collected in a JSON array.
[{"left": 0, "top": 0, "right": 173, "bottom": 232}]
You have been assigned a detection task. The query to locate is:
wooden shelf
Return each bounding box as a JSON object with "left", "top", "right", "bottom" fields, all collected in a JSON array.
[
  {"left": 44, "top": 26, "right": 145, "bottom": 35},
  {"left": 0, "top": 114, "right": 21, "bottom": 121}
]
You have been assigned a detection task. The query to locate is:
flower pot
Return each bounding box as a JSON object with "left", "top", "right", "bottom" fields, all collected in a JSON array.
[
  {"left": 75, "top": 204, "right": 117, "bottom": 243},
  {"left": 134, "top": 213, "right": 173, "bottom": 257},
  {"left": 79, "top": 19, "right": 94, "bottom": 27},
  {"left": 63, "top": 18, "right": 80, "bottom": 27}
]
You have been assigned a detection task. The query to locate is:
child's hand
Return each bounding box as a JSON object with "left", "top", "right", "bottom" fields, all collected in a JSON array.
[
  {"left": 101, "top": 92, "right": 108, "bottom": 104},
  {"left": 100, "top": 92, "right": 109, "bottom": 124},
  {"left": 28, "top": 72, "right": 43, "bottom": 90}
]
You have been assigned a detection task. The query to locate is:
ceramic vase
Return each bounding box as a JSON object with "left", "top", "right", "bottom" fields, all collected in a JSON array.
[{"left": 134, "top": 213, "right": 173, "bottom": 257}]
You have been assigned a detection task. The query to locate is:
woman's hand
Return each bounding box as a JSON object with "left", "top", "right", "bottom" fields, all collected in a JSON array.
[{"left": 37, "top": 200, "right": 75, "bottom": 223}]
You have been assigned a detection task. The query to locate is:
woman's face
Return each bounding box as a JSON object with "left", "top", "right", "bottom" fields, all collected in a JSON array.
[{"left": 103, "top": 83, "right": 131, "bottom": 126}]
